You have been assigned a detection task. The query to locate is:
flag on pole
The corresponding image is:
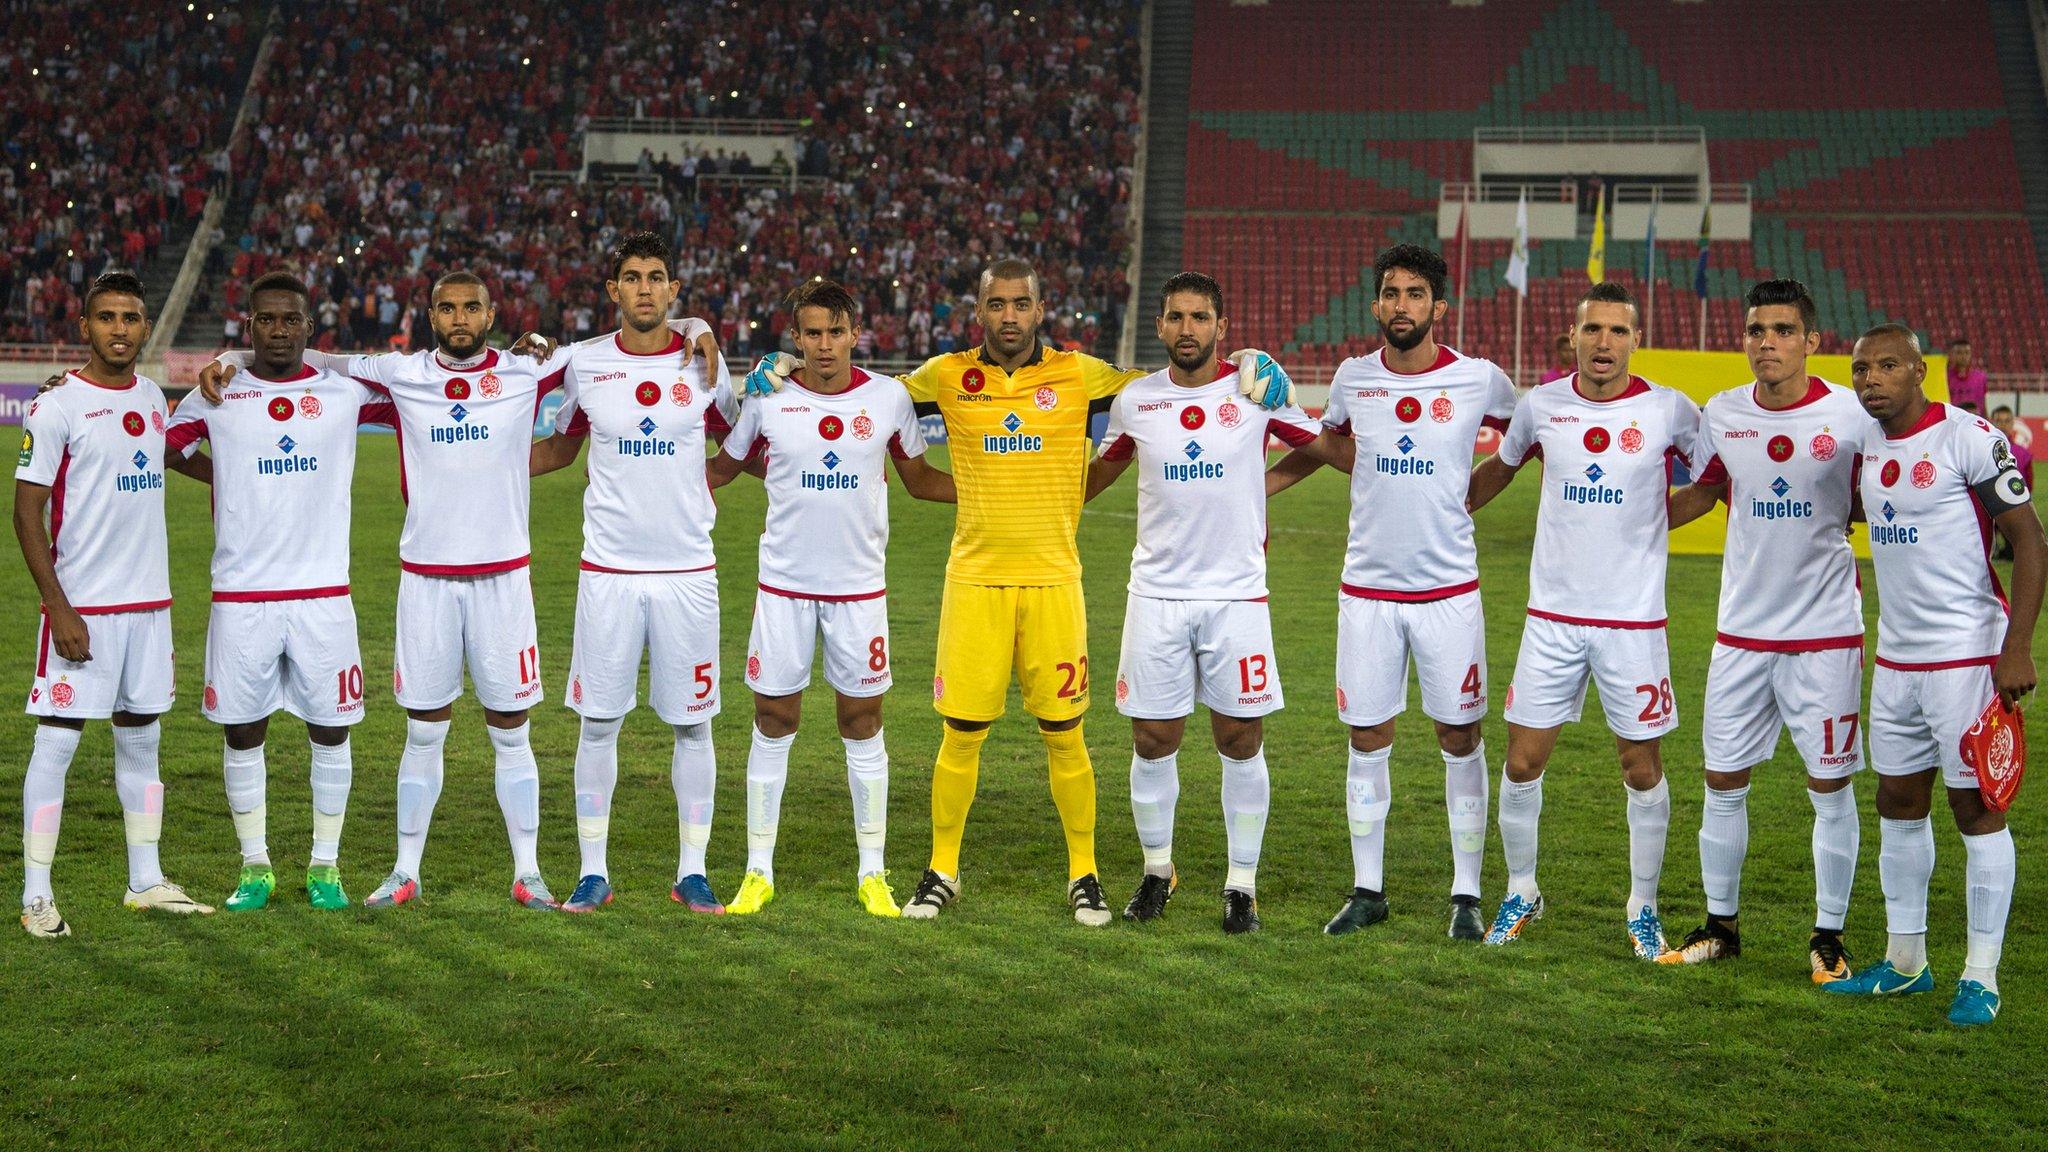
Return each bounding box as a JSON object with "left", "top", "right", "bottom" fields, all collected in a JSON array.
[
  {"left": 1643, "top": 202, "right": 1657, "bottom": 284},
  {"left": 1453, "top": 193, "right": 1471, "bottom": 349},
  {"left": 1506, "top": 190, "right": 1530, "bottom": 296},
  {"left": 1693, "top": 203, "right": 1712, "bottom": 297},
  {"left": 1585, "top": 184, "right": 1607, "bottom": 283}
]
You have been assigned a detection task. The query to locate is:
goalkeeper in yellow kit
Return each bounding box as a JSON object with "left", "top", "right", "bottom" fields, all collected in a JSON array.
[{"left": 740, "top": 258, "right": 1292, "bottom": 923}]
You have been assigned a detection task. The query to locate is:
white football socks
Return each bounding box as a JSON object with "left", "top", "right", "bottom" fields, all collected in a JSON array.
[
  {"left": 21, "top": 724, "right": 79, "bottom": 906},
  {"left": 1808, "top": 784, "right": 1858, "bottom": 931},
  {"left": 1498, "top": 771, "right": 1543, "bottom": 901},
  {"left": 673, "top": 724, "right": 716, "bottom": 881},
  {"left": 1443, "top": 743, "right": 1488, "bottom": 900},
  {"left": 393, "top": 717, "right": 448, "bottom": 878},
  {"left": 1962, "top": 827, "right": 2015, "bottom": 993},
  {"left": 1879, "top": 815, "right": 1934, "bottom": 973},
  {"left": 1220, "top": 747, "right": 1269, "bottom": 895},
  {"left": 489, "top": 722, "right": 542, "bottom": 878},
  {"left": 1698, "top": 783, "right": 1749, "bottom": 918},
  {"left": 1129, "top": 751, "right": 1180, "bottom": 878},
  {"left": 745, "top": 726, "right": 796, "bottom": 883},
  {"left": 1345, "top": 745, "right": 1392, "bottom": 892},
  {"left": 573, "top": 716, "right": 622, "bottom": 880},
  {"left": 844, "top": 730, "right": 889, "bottom": 879},
  {"left": 113, "top": 721, "right": 166, "bottom": 892},
  {"left": 223, "top": 742, "right": 269, "bottom": 867},
  {"left": 1624, "top": 777, "right": 1671, "bottom": 918},
  {"left": 308, "top": 737, "right": 352, "bottom": 869}
]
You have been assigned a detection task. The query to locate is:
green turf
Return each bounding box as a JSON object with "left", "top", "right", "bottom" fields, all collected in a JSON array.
[{"left": 0, "top": 430, "right": 2041, "bottom": 1150}]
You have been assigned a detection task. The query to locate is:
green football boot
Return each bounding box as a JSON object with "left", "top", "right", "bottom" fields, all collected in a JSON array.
[
  {"left": 224, "top": 865, "right": 276, "bottom": 912},
  {"left": 306, "top": 865, "right": 349, "bottom": 910}
]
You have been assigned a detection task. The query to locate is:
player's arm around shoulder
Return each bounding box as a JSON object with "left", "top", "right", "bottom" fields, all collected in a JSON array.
[
  {"left": 1086, "top": 393, "right": 1137, "bottom": 502},
  {"left": 1468, "top": 387, "right": 1540, "bottom": 512},
  {"left": 876, "top": 376, "right": 952, "bottom": 502},
  {"left": 531, "top": 360, "right": 586, "bottom": 477},
  {"left": 708, "top": 390, "right": 766, "bottom": 491},
  {"left": 1667, "top": 399, "right": 1727, "bottom": 528}
]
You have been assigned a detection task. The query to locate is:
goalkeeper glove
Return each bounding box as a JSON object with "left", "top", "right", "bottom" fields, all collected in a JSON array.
[
  {"left": 1233, "top": 349, "right": 1294, "bottom": 409},
  {"left": 742, "top": 353, "right": 802, "bottom": 396}
]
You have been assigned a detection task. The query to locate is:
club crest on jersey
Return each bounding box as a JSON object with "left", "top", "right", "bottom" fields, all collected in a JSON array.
[
  {"left": 571, "top": 677, "right": 582, "bottom": 704},
  {"left": 445, "top": 379, "right": 471, "bottom": 400},
  {"left": 479, "top": 372, "right": 502, "bottom": 399},
  {"left": 1619, "top": 426, "right": 1644, "bottom": 454},
  {"left": 1115, "top": 678, "right": 1129, "bottom": 704},
  {"left": 1430, "top": 395, "right": 1454, "bottom": 423},
  {"left": 1034, "top": 386, "right": 1058, "bottom": 411},
  {"left": 1181, "top": 406, "right": 1206, "bottom": 430},
  {"left": 1810, "top": 432, "right": 1836, "bottom": 461},
  {"left": 1395, "top": 396, "right": 1422, "bottom": 423},
  {"left": 851, "top": 414, "right": 874, "bottom": 440},
  {"left": 1911, "top": 460, "right": 1936, "bottom": 488},
  {"left": 671, "top": 381, "right": 693, "bottom": 406},
  {"left": 1335, "top": 686, "right": 1348, "bottom": 711},
  {"left": 961, "top": 369, "right": 985, "bottom": 394},
  {"left": 204, "top": 684, "right": 218, "bottom": 711},
  {"left": 932, "top": 674, "right": 945, "bottom": 701},
  {"left": 820, "top": 415, "right": 845, "bottom": 440},
  {"left": 1217, "top": 401, "right": 1242, "bottom": 428},
  {"left": 636, "top": 381, "right": 661, "bottom": 406},
  {"left": 1767, "top": 434, "right": 1795, "bottom": 462},
  {"left": 151, "top": 410, "right": 166, "bottom": 433},
  {"left": 51, "top": 681, "right": 73, "bottom": 708},
  {"left": 1583, "top": 426, "right": 1610, "bottom": 453},
  {"left": 299, "top": 394, "right": 322, "bottom": 419},
  {"left": 122, "top": 411, "right": 145, "bottom": 436},
  {"left": 746, "top": 654, "right": 762, "bottom": 681}
]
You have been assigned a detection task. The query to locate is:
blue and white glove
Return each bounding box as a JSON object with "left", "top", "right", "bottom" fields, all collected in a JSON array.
[
  {"left": 1233, "top": 349, "right": 1294, "bottom": 410},
  {"left": 742, "top": 353, "right": 802, "bottom": 397}
]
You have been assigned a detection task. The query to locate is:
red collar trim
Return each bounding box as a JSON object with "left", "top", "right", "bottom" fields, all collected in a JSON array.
[
  {"left": 1379, "top": 345, "right": 1457, "bottom": 376},
  {"left": 1886, "top": 401, "right": 1947, "bottom": 441},
  {"left": 1571, "top": 373, "right": 1651, "bottom": 403},
  {"left": 433, "top": 348, "right": 499, "bottom": 372},
  {"left": 794, "top": 366, "right": 872, "bottom": 395},
  {"left": 1753, "top": 375, "right": 1830, "bottom": 411},
  {"left": 66, "top": 369, "right": 137, "bottom": 392},
  {"left": 249, "top": 363, "right": 320, "bottom": 384},
  {"left": 613, "top": 331, "right": 686, "bottom": 358}
]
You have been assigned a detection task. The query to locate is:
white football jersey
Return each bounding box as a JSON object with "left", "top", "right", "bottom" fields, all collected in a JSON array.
[
  {"left": 722, "top": 366, "right": 926, "bottom": 599},
  {"left": 166, "top": 364, "right": 390, "bottom": 600},
  {"left": 554, "top": 330, "right": 734, "bottom": 573},
  {"left": 1098, "top": 365, "right": 1321, "bottom": 600},
  {"left": 1322, "top": 346, "right": 1516, "bottom": 599},
  {"left": 238, "top": 347, "right": 568, "bottom": 574},
  {"left": 14, "top": 371, "right": 171, "bottom": 612},
  {"left": 1862, "top": 403, "right": 2031, "bottom": 668},
  {"left": 1497, "top": 374, "right": 1701, "bottom": 626},
  {"left": 1696, "top": 377, "right": 1869, "bottom": 649}
]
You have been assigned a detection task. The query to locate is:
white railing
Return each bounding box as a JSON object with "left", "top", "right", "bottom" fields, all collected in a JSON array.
[
  {"left": 1474, "top": 125, "right": 1706, "bottom": 146},
  {"left": 585, "top": 115, "right": 806, "bottom": 136},
  {"left": 1440, "top": 180, "right": 1578, "bottom": 205}
]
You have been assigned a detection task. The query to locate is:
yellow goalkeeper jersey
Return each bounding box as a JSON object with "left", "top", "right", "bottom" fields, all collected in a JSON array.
[{"left": 905, "top": 346, "right": 1142, "bottom": 585}]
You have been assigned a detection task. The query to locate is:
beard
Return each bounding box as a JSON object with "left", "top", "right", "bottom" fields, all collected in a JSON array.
[
  {"left": 1379, "top": 313, "right": 1432, "bottom": 352},
  {"left": 1169, "top": 338, "right": 1215, "bottom": 373},
  {"left": 436, "top": 327, "right": 485, "bottom": 358}
]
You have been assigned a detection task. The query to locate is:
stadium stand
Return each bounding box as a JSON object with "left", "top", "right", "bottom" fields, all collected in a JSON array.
[
  {"left": 1181, "top": 0, "right": 2048, "bottom": 377},
  {"left": 0, "top": 3, "right": 261, "bottom": 344},
  {"left": 187, "top": 0, "right": 1143, "bottom": 359}
]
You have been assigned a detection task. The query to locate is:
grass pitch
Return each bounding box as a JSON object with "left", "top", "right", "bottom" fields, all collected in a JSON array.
[{"left": 0, "top": 431, "right": 2041, "bottom": 1150}]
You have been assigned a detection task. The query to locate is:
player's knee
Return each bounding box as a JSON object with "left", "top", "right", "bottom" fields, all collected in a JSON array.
[
  {"left": 1945, "top": 784, "right": 2006, "bottom": 835},
  {"left": 1132, "top": 723, "right": 1182, "bottom": 761},
  {"left": 305, "top": 723, "right": 348, "bottom": 748},
  {"left": 484, "top": 708, "right": 529, "bottom": 729},
  {"left": 224, "top": 720, "right": 269, "bottom": 750},
  {"left": 1037, "top": 715, "right": 1082, "bottom": 735},
  {"left": 753, "top": 692, "right": 803, "bottom": 739},
  {"left": 1873, "top": 773, "right": 1933, "bottom": 820},
  {"left": 408, "top": 705, "right": 454, "bottom": 724},
  {"left": 834, "top": 696, "right": 882, "bottom": 742},
  {"left": 37, "top": 717, "right": 86, "bottom": 733},
  {"left": 1347, "top": 722, "right": 1394, "bottom": 754},
  {"left": 1704, "top": 767, "right": 1752, "bottom": 793},
  {"left": 945, "top": 717, "right": 993, "bottom": 735},
  {"left": 1213, "top": 718, "right": 1262, "bottom": 761},
  {"left": 1432, "top": 720, "right": 1481, "bottom": 758}
]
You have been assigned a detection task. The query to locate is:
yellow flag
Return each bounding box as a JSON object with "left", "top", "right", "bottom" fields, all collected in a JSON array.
[{"left": 1586, "top": 186, "right": 1607, "bottom": 283}]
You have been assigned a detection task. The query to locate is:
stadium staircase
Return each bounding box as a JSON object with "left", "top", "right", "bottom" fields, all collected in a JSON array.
[
  {"left": 1133, "top": 0, "right": 1194, "bottom": 359},
  {"left": 1990, "top": 0, "right": 2048, "bottom": 300}
]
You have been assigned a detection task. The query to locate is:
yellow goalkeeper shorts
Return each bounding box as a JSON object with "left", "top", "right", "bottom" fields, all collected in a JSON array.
[{"left": 931, "top": 580, "right": 1091, "bottom": 723}]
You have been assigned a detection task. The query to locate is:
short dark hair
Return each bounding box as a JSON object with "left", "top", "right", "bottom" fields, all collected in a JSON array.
[
  {"left": 1857, "top": 323, "right": 1922, "bottom": 354},
  {"left": 1744, "top": 278, "right": 1818, "bottom": 334},
  {"left": 1948, "top": 336, "right": 1971, "bottom": 348},
  {"left": 1578, "top": 280, "right": 1638, "bottom": 318},
  {"left": 607, "top": 230, "right": 673, "bottom": 281},
  {"left": 979, "top": 258, "right": 1041, "bottom": 300},
  {"left": 84, "top": 271, "right": 148, "bottom": 312},
  {"left": 1992, "top": 404, "right": 2016, "bottom": 418},
  {"left": 783, "top": 277, "right": 862, "bottom": 328},
  {"left": 249, "top": 270, "right": 310, "bottom": 306},
  {"left": 432, "top": 270, "right": 490, "bottom": 304},
  {"left": 1372, "top": 243, "right": 1448, "bottom": 302},
  {"left": 1160, "top": 271, "right": 1224, "bottom": 317}
]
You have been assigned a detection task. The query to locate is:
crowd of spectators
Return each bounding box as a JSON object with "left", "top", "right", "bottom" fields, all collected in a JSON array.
[
  {"left": 218, "top": 0, "right": 1143, "bottom": 360},
  {"left": 0, "top": 3, "right": 256, "bottom": 344}
]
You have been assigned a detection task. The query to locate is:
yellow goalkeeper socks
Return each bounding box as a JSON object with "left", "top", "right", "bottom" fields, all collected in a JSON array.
[
  {"left": 929, "top": 724, "right": 988, "bottom": 877},
  {"left": 1042, "top": 724, "right": 1097, "bottom": 881}
]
